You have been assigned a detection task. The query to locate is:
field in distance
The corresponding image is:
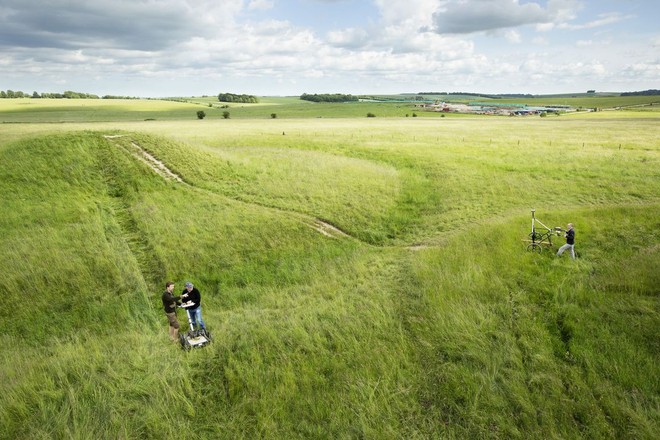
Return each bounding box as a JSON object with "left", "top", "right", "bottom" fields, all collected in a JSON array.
[{"left": 1, "top": 93, "right": 659, "bottom": 123}]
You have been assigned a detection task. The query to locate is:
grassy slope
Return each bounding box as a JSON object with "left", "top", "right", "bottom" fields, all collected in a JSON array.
[
  {"left": 0, "top": 100, "right": 658, "bottom": 439},
  {"left": 119, "top": 116, "right": 660, "bottom": 245},
  {"left": 0, "top": 98, "right": 208, "bottom": 122},
  {"left": 403, "top": 206, "right": 659, "bottom": 438}
]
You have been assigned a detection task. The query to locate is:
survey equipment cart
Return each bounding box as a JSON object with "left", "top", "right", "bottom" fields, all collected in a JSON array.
[
  {"left": 179, "top": 302, "right": 212, "bottom": 350},
  {"left": 526, "top": 209, "right": 563, "bottom": 253}
]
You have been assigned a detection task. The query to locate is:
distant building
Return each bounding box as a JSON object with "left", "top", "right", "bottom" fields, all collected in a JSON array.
[{"left": 416, "top": 101, "right": 574, "bottom": 116}]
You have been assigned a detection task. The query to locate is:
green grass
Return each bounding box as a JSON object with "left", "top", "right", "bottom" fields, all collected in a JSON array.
[
  {"left": 0, "top": 98, "right": 209, "bottom": 122},
  {"left": 0, "top": 97, "right": 423, "bottom": 122},
  {"left": 0, "top": 99, "right": 658, "bottom": 439},
  {"left": 402, "top": 206, "right": 659, "bottom": 438}
]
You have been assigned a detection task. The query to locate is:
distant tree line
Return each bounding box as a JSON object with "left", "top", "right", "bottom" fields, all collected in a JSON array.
[
  {"left": 102, "top": 95, "right": 141, "bottom": 99},
  {"left": 300, "top": 93, "right": 358, "bottom": 103},
  {"left": 359, "top": 95, "right": 426, "bottom": 102},
  {"left": 218, "top": 93, "right": 258, "bottom": 103},
  {"left": 0, "top": 89, "right": 102, "bottom": 99},
  {"left": 60, "top": 91, "right": 99, "bottom": 99},
  {"left": 489, "top": 93, "right": 535, "bottom": 99},
  {"left": 0, "top": 90, "right": 29, "bottom": 98},
  {"left": 620, "top": 89, "right": 660, "bottom": 96},
  {"left": 417, "top": 92, "right": 535, "bottom": 99}
]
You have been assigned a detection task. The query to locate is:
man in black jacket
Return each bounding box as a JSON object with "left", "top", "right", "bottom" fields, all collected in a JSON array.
[
  {"left": 162, "top": 281, "right": 181, "bottom": 342},
  {"left": 182, "top": 281, "right": 206, "bottom": 331},
  {"left": 556, "top": 223, "right": 576, "bottom": 259}
]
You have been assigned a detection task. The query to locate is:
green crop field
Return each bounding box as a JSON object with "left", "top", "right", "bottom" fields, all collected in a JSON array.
[{"left": 0, "top": 98, "right": 658, "bottom": 439}]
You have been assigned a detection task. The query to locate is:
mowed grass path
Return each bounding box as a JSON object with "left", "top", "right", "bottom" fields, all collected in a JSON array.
[{"left": 0, "top": 101, "right": 658, "bottom": 438}]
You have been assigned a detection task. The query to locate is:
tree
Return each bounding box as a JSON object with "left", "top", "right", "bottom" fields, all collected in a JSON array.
[
  {"left": 197, "top": 110, "right": 206, "bottom": 119},
  {"left": 621, "top": 89, "right": 660, "bottom": 96},
  {"left": 218, "top": 93, "right": 258, "bottom": 103},
  {"left": 300, "top": 93, "right": 358, "bottom": 103},
  {"left": 32, "top": 91, "right": 41, "bottom": 98},
  {"left": 222, "top": 111, "right": 230, "bottom": 119}
]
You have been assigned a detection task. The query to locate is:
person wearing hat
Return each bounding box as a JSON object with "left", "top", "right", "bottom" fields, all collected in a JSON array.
[
  {"left": 161, "top": 281, "right": 182, "bottom": 342},
  {"left": 182, "top": 281, "right": 206, "bottom": 331}
]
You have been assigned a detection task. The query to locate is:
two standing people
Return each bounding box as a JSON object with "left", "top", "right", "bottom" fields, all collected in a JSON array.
[{"left": 161, "top": 280, "right": 206, "bottom": 343}]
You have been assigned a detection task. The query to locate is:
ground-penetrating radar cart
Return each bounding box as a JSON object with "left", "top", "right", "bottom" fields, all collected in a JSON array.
[
  {"left": 179, "top": 302, "right": 212, "bottom": 350},
  {"left": 525, "top": 209, "right": 563, "bottom": 253}
]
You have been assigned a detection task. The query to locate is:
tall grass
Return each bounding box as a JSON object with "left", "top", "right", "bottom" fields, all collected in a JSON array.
[
  {"left": 0, "top": 105, "right": 658, "bottom": 438},
  {"left": 400, "top": 206, "right": 659, "bottom": 438},
  {"left": 124, "top": 117, "right": 660, "bottom": 245}
]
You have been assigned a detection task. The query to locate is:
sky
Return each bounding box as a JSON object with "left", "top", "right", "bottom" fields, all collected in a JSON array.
[{"left": 0, "top": 0, "right": 658, "bottom": 97}]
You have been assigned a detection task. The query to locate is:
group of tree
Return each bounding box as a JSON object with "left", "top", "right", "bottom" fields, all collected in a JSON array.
[
  {"left": 300, "top": 93, "right": 358, "bottom": 103},
  {"left": 218, "top": 93, "right": 258, "bottom": 103},
  {"left": 0, "top": 90, "right": 31, "bottom": 98},
  {"left": 0, "top": 90, "right": 100, "bottom": 99},
  {"left": 60, "top": 91, "right": 99, "bottom": 99},
  {"left": 620, "top": 89, "right": 660, "bottom": 96},
  {"left": 103, "top": 95, "right": 140, "bottom": 100}
]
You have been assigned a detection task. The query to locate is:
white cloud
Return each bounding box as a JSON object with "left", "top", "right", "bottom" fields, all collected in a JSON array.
[
  {"left": 373, "top": 0, "right": 438, "bottom": 27},
  {"left": 431, "top": 0, "right": 554, "bottom": 34},
  {"left": 327, "top": 27, "right": 370, "bottom": 49},
  {"left": 248, "top": 0, "right": 274, "bottom": 11},
  {"left": 536, "top": 23, "right": 556, "bottom": 32},
  {"left": 0, "top": 0, "right": 242, "bottom": 51},
  {"left": 547, "top": 0, "right": 583, "bottom": 22},
  {"left": 623, "top": 62, "right": 660, "bottom": 79},
  {"left": 504, "top": 30, "right": 522, "bottom": 43},
  {"left": 559, "top": 12, "right": 632, "bottom": 30}
]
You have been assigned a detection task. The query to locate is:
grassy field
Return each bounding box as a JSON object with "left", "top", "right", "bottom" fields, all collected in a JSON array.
[
  {"left": 2, "top": 94, "right": 658, "bottom": 123},
  {"left": 0, "top": 98, "right": 658, "bottom": 439}
]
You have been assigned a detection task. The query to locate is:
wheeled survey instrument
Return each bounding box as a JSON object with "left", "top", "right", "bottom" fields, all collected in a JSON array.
[
  {"left": 525, "top": 209, "right": 563, "bottom": 253},
  {"left": 178, "top": 302, "right": 212, "bottom": 350}
]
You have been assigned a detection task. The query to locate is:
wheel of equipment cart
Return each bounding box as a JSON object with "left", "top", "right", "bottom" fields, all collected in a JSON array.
[
  {"left": 180, "top": 333, "right": 191, "bottom": 351},
  {"left": 527, "top": 242, "right": 543, "bottom": 253}
]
